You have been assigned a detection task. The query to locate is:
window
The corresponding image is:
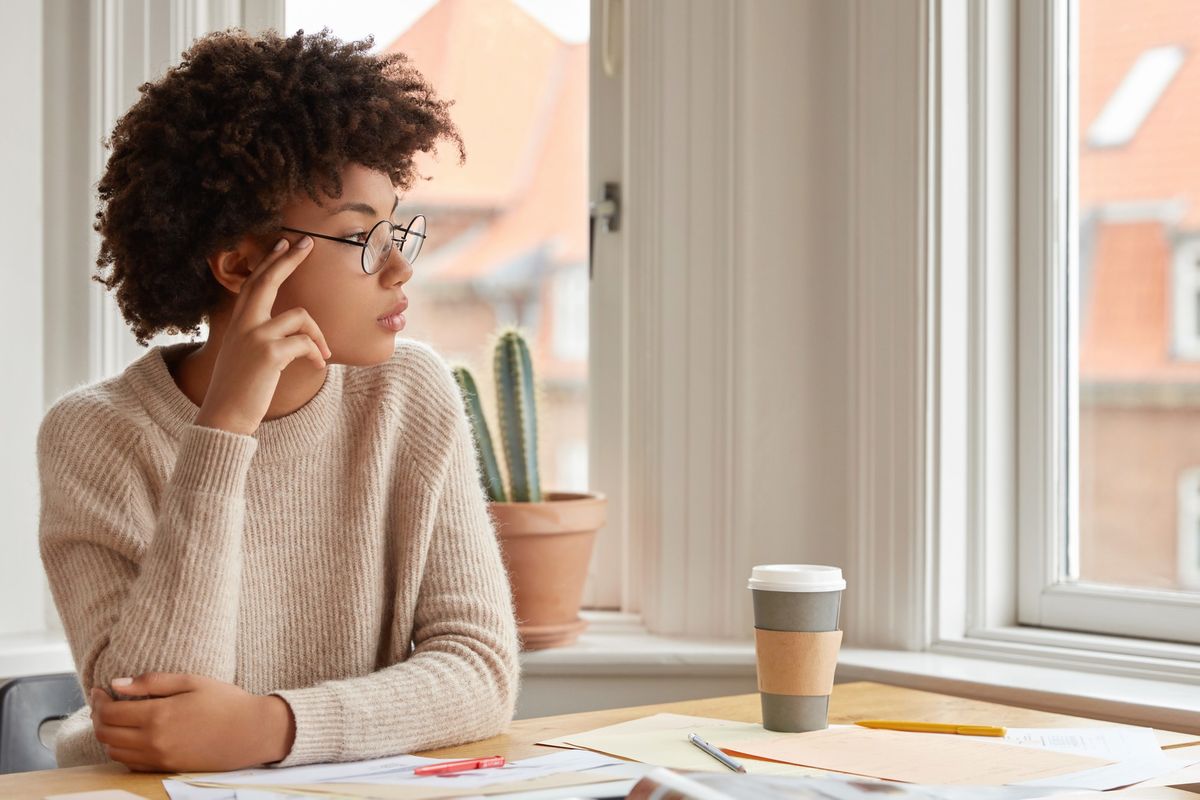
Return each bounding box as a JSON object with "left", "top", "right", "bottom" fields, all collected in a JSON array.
[
  {"left": 551, "top": 263, "right": 589, "bottom": 362},
  {"left": 1177, "top": 468, "right": 1200, "bottom": 590},
  {"left": 1017, "top": 0, "right": 1200, "bottom": 644},
  {"left": 1173, "top": 239, "right": 1200, "bottom": 359},
  {"left": 1086, "top": 45, "right": 1184, "bottom": 149}
]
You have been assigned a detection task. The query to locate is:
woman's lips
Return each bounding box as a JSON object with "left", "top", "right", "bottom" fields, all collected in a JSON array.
[
  {"left": 377, "top": 311, "right": 406, "bottom": 332},
  {"left": 377, "top": 299, "right": 408, "bottom": 332}
]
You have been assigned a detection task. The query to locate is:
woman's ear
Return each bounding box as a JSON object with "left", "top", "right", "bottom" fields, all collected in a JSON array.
[{"left": 206, "top": 236, "right": 265, "bottom": 297}]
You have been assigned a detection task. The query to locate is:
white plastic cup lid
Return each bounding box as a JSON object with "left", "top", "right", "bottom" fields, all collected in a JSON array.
[{"left": 747, "top": 564, "right": 846, "bottom": 592}]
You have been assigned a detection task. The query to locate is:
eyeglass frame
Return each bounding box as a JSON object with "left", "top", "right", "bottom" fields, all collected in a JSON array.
[{"left": 279, "top": 214, "right": 427, "bottom": 275}]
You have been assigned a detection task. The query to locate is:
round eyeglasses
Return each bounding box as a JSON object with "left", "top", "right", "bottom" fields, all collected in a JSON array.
[{"left": 280, "top": 214, "right": 426, "bottom": 275}]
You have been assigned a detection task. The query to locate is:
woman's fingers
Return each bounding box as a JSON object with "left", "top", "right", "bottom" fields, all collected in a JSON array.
[
  {"left": 270, "top": 333, "right": 328, "bottom": 371},
  {"left": 232, "top": 235, "right": 313, "bottom": 327},
  {"left": 94, "top": 696, "right": 155, "bottom": 728},
  {"left": 256, "top": 307, "right": 332, "bottom": 360},
  {"left": 105, "top": 745, "right": 159, "bottom": 772},
  {"left": 93, "top": 718, "right": 144, "bottom": 747}
]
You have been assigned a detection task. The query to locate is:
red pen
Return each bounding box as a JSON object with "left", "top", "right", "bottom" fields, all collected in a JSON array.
[{"left": 412, "top": 755, "right": 506, "bottom": 776}]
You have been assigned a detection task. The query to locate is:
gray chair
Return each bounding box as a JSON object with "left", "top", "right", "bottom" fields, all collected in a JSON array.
[{"left": 0, "top": 673, "right": 85, "bottom": 773}]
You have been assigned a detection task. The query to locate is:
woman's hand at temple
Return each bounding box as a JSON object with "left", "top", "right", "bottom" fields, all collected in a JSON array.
[
  {"left": 89, "top": 673, "right": 296, "bottom": 773},
  {"left": 195, "top": 234, "right": 333, "bottom": 437}
]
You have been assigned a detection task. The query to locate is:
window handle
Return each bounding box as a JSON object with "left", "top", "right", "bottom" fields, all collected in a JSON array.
[{"left": 589, "top": 181, "right": 621, "bottom": 281}]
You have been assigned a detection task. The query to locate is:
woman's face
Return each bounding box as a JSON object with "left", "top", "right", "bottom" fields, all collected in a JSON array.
[{"left": 258, "top": 162, "right": 414, "bottom": 367}]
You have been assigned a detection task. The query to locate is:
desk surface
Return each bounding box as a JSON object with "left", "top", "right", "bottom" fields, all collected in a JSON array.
[{"left": 6, "top": 681, "right": 1199, "bottom": 799}]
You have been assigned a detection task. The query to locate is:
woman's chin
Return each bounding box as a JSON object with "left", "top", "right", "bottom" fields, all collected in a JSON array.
[{"left": 323, "top": 339, "right": 396, "bottom": 368}]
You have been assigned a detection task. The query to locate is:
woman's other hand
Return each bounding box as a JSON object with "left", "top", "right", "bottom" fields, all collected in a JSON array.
[{"left": 89, "top": 672, "right": 294, "bottom": 772}]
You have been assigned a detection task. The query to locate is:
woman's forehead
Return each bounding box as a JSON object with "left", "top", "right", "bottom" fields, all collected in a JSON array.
[{"left": 291, "top": 164, "right": 397, "bottom": 218}]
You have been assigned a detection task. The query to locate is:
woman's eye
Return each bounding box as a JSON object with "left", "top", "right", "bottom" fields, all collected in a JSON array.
[{"left": 348, "top": 232, "right": 368, "bottom": 243}]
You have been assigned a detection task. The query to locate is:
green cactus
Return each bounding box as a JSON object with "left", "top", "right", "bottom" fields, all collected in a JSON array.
[
  {"left": 453, "top": 365, "right": 507, "bottom": 502},
  {"left": 494, "top": 328, "right": 542, "bottom": 502}
]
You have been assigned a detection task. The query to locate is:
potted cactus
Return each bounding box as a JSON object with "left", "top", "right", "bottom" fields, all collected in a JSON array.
[{"left": 453, "top": 327, "right": 607, "bottom": 650}]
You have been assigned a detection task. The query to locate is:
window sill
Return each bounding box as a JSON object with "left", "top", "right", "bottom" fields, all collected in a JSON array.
[
  {"left": 13, "top": 617, "right": 1197, "bottom": 735},
  {"left": 524, "top": 612, "right": 1200, "bottom": 736},
  {"left": 519, "top": 612, "right": 756, "bottom": 677},
  {"left": 0, "top": 629, "right": 73, "bottom": 680}
]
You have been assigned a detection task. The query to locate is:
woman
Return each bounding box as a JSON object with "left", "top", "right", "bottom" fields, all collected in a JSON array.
[{"left": 36, "top": 26, "right": 520, "bottom": 772}]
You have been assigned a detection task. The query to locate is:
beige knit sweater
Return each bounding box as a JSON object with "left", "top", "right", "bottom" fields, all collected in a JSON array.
[{"left": 36, "top": 339, "right": 521, "bottom": 769}]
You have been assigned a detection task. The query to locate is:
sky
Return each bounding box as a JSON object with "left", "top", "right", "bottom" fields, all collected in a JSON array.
[{"left": 284, "top": 0, "right": 589, "bottom": 48}]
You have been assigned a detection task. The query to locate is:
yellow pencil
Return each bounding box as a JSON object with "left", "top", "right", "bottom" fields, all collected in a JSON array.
[{"left": 855, "top": 720, "right": 1007, "bottom": 737}]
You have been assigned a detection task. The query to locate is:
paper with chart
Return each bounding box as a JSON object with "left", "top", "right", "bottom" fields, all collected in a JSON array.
[
  {"left": 1000, "top": 728, "right": 1200, "bottom": 792},
  {"left": 1002, "top": 727, "right": 1164, "bottom": 760}
]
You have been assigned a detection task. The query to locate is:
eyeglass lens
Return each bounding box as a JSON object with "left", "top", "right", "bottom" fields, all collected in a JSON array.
[{"left": 364, "top": 215, "right": 426, "bottom": 274}]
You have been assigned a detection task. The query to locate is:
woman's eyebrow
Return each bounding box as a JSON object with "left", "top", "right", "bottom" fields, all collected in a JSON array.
[{"left": 328, "top": 195, "right": 401, "bottom": 217}]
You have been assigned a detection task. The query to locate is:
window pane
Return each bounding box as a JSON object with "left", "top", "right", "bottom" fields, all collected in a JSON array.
[
  {"left": 1076, "top": 0, "right": 1200, "bottom": 592},
  {"left": 285, "top": 0, "right": 591, "bottom": 494}
]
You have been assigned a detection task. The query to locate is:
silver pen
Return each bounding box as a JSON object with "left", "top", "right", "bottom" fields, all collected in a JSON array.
[{"left": 688, "top": 732, "right": 747, "bottom": 773}]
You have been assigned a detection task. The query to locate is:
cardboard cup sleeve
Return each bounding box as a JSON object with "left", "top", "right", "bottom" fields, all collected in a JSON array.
[{"left": 753, "top": 628, "right": 843, "bottom": 696}]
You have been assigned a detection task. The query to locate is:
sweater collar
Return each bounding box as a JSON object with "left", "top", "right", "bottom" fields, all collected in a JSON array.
[{"left": 128, "top": 341, "right": 344, "bottom": 462}]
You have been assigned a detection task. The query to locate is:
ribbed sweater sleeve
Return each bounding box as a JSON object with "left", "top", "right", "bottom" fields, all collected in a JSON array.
[
  {"left": 265, "top": 373, "right": 521, "bottom": 768},
  {"left": 38, "top": 399, "right": 258, "bottom": 721}
]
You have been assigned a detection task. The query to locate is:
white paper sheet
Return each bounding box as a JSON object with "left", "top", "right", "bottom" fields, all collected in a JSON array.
[
  {"left": 334, "top": 751, "right": 626, "bottom": 789},
  {"left": 165, "top": 779, "right": 322, "bottom": 800},
  {"left": 1014, "top": 744, "right": 1200, "bottom": 792},
  {"left": 638, "top": 771, "right": 1077, "bottom": 800},
  {"left": 979, "top": 726, "right": 1200, "bottom": 792},
  {"left": 171, "top": 750, "right": 627, "bottom": 796},
  {"left": 235, "top": 792, "right": 337, "bottom": 800},
  {"left": 1002, "top": 727, "right": 1164, "bottom": 761},
  {"left": 163, "top": 779, "right": 237, "bottom": 800},
  {"left": 175, "top": 753, "right": 446, "bottom": 787}
]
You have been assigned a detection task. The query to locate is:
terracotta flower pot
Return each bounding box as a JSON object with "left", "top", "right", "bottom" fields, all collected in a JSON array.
[{"left": 489, "top": 491, "right": 607, "bottom": 650}]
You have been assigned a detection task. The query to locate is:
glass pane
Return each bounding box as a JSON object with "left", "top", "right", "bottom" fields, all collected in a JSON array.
[
  {"left": 285, "top": 0, "right": 591, "bottom": 494},
  {"left": 1075, "top": 0, "right": 1200, "bottom": 592}
]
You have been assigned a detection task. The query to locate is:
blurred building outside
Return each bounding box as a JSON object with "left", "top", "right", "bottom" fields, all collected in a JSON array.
[{"left": 1078, "top": 0, "right": 1200, "bottom": 592}]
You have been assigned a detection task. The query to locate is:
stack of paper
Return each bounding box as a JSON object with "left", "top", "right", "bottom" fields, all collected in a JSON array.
[
  {"left": 624, "top": 767, "right": 1079, "bottom": 800},
  {"left": 537, "top": 712, "right": 1200, "bottom": 793},
  {"left": 163, "top": 750, "right": 650, "bottom": 800},
  {"left": 159, "top": 716, "right": 1200, "bottom": 799}
]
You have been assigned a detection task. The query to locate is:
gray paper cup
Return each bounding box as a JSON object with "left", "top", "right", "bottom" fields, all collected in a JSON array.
[{"left": 749, "top": 564, "right": 845, "bottom": 732}]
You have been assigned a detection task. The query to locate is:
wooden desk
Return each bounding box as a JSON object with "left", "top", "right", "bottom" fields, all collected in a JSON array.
[{"left": 5, "top": 681, "right": 1198, "bottom": 800}]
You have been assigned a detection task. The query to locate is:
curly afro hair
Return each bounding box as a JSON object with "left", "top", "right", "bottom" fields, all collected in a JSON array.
[{"left": 92, "top": 27, "right": 465, "bottom": 345}]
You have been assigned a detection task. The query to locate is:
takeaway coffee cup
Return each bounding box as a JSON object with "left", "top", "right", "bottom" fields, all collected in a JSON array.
[{"left": 748, "top": 564, "right": 845, "bottom": 732}]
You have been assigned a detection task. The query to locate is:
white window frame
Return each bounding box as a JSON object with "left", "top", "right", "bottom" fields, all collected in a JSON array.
[
  {"left": 1012, "top": 0, "right": 1200, "bottom": 645},
  {"left": 1173, "top": 239, "right": 1200, "bottom": 360},
  {"left": 586, "top": 0, "right": 751, "bottom": 631},
  {"left": 1178, "top": 468, "right": 1200, "bottom": 592},
  {"left": 551, "top": 262, "right": 589, "bottom": 366},
  {"left": 885, "top": 0, "right": 1200, "bottom": 682},
  {"left": 89, "top": 1, "right": 283, "bottom": 385}
]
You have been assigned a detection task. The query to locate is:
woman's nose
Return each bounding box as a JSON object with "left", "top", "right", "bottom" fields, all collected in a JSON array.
[{"left": 386, "top": 254, "right": 413, "bottom": 285}]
